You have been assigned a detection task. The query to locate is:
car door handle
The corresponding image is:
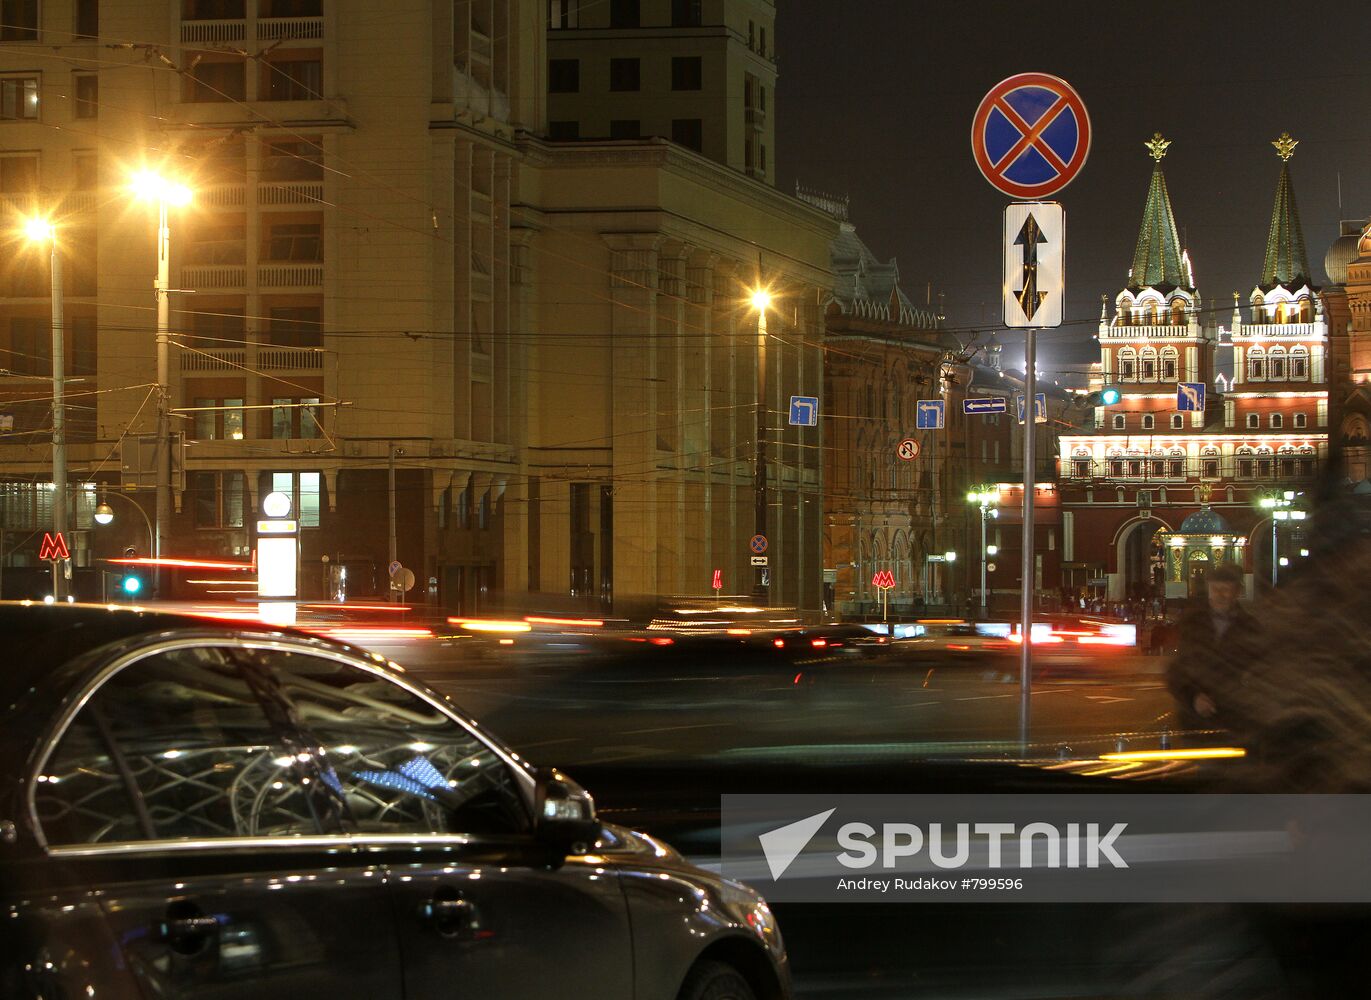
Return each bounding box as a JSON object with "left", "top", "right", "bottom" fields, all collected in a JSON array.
[
  {"left": 161, "top": 903, "right": 219, "bottom": 954},
  {"left": 420, "top": 889, "right": 477, "bottom": 937}
]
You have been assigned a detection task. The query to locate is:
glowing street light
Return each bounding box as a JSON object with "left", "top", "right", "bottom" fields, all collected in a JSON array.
[
  {"left": 128, "top": 169, "right": 194, "bottom": 594},
  {"left": 748, "top": 284, "right": 772, "bottom": 603},
  {"left": 967, "top": 485, "right": 1000, "bottom": 612},
  {"left": 22, "top": 216, "right": 68, "bottom": 600}
]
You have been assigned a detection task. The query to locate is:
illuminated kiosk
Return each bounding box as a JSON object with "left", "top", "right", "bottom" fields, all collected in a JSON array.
[
  {"left": 1156, "top": 503, "right": 1243, "bottom": 600},
  {"left": 257, "top": 491, "right": 298, "bottom": 623}
]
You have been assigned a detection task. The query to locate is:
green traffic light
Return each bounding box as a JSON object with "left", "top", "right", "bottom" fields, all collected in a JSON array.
[
  {"left": 1100, "top": 386, "right": 1122, "bottom": 406},
  {"left": 121, "top": 575, "right": 142, "bottom": 595}
]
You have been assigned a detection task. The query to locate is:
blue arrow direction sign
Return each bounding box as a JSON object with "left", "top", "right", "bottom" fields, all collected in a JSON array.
[
  {"left": 1177, "top": 382, "right": 1205, "bottom": 412},
  {"left": 1015, "top": 393, "right": 1048, "bottom": 424},
  {"left": 916, "top": 399, "right": 945, "bottom": 430},
  {"left": 963, "top": 396, "right": 1008, "bottom": 416},
  {"left": 788, "top": 395, "right": 819, "bottom": 426}
]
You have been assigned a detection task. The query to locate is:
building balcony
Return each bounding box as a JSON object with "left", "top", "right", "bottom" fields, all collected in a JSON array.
[
  {"left": 199, "top": 183, "right": 246, "bottom": 209},
  {"left": 1101, "top": 324, "right": 1197, "bottom": 340},
  {"left": 259, "top": 180, "right": 324, "bottom": 207},
  {"left": 258, "top": 16, "right": 323, "bottom": 40},
  {"left": 180, "top": 348, "right": 246, "bottom": 373},
  {"left": 1233, "top": 322, "right": 1322, "bottom": 342},
  {"left": 259, "top": 346, "right": 324, "bottom": 370},
  {"left": 181, "top": 18, "right": 246, "bottom": 43},
  {"left": 259, "top": 262, "right": 323, "bottom": 288},
  {"left": 182, "top": 264, "right": 247, "bottom": 291}
]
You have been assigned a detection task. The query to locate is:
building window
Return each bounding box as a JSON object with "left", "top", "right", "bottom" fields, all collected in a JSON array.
[
  {"left": 265, "top": 471, "right": 321, "bottom": 527},
  {"left": 548, "top": 58, "right": 579, "bottom": 93},
  {"left": 609, "top": 58, "right": 640, "bottom": 92},
  {"left": 1171, "top": 414, "right": 1184, "bottom": 429},
  {"left": 72, "top": 152, "right": 96, "bottom": 192},
  {"left": 0, "top": 76, "right": 39, "bottom": 119},
  {"left": 1202, "top": 458, "right": 1219, "bottom": 478},
  {"left": 183, "top": 0, "right": 246, "bottom": 17},
  {"left": 1291, "top": 347, "right": 1308, "bottom": 380},
  {"left": 267, "top": 305, "right": 322, "bottom": 347},
  {"left": 1246, "top": 412, "right": 1259, "bottom": 429},
  {"left": 760, "top": 145, "right": 767, "bottom": 172},
  {"left": 671, "top": 0, "right": 701, "bottom": 26},
  {"left": 71, "top": 315, "right": 96, "bottom": 376},
  {"left": 73, "top": 74, "right": 97, "bottom": 118},
  {"left": 1142, "top": 413, "right": 1154, "bottom": 430},
  {"left": 75, "top": 0, "right": 97, "bottom": 34},
  {"left": 1127, "top": 460, "right": 1142, "bottom": 478},
  {"left": 1169, "top": 459, "right": 1184, "bottom": 478},
  {"left": 1109, "top": 459, "right": 1124, "bottom": 478},
  {"left": 548, "top": 0, "right": 578, "bottom": 28},
  {"left": 264, "top": 52, "right": 322, "bottom": 101},
  {"left": 1112, "top": 413, "right": 1125, "bottom": 430},
  {"left": 609, "top": 119, "right": 640, "bottom": 139},
  {"left": 1073, "top": 459, "right": 1090, "bottom": 478},
  {"left": 10, "top": 316, "right": 48, "bottom": 375},
  {"left": 1118, "top": 351, "right": 1135, "bottom": 381},
  {"left": 1247, "top": 350, "right": 1266, "bottom": 381},
  {"left": 192, "top": 471, "right": 245, "bottom": 528},
  {"left": 1140, "top": 350, "right": 1157, "bottom": 381},
  {"left": 1150, "top": 459, "right": 1166, "bottom": 477},
  {"left": 184, "top": 59, "right": 247, "bottom": 102},
  {"left": 263, "top": 137, "right": 323, "bottom": 180},
  {"left": 547, "top": 120, "right": 579, "bottom": 140},
  {"left": 672, "top": 56, "right": 702, "bottom": 90},
  {"left": 0, "top": 153, "right": 36, "bottom": 194},
  {"left": 609, "top": 0, "right": 638, "bottom": 27},
  {"left": 1, "top": 0, "right": 38, "bottom": 40},
  {"left": 1269, "top": 351, "right": 1286, "bottom": 381},
  {"left": 1162, "top": 352, "right": 1177, "bottom": 381},
  {"left": 263, "top": 221, "right": 322, "bottom": 261},
  {"left": 1294, "top": 412, "right": 1307, "bottom": 429},
  {"left": 271, "top": 397, "right": 321, "bottom": 439},
  {"left": 193, "top": 397, "right": 245, "bottom": 440},
  {"left": 671, "top": 118, "right": 702, "bottom": 152},
  {"left": 748, "top": 20, "right": 755, "bottom": 49},
  {"left": 1270, "top": 413, "right": 1283, "bottom": 429}
]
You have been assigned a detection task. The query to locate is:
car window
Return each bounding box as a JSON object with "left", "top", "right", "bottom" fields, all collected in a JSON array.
[
  {"left": 247, "top": 649, "right": 530, "bottom": 837},
  {"left": 35, "top": 645, "right": 321, "bottom": 845}
]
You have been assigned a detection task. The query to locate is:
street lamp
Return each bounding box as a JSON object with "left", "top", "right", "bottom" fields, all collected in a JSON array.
[
  {"left": 22, "top": 216, "right": 66, "bottom": 601},
  {"left": 129, "top": 170, "right": 193, "bottom": 590},
  {"left": 748, "top": 285, "right": 773, "bottom": 604},
  {"left": 1258, "top": 490, "right": 1304, "bottom": 587},
  {"left": 967, "top": 486, "right": 1000, "bottom": 613}
]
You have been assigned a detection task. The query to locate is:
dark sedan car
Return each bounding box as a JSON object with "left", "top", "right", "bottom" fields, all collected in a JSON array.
[{"left": 0, "top": 605, "right": 786, "bottom": 1000}]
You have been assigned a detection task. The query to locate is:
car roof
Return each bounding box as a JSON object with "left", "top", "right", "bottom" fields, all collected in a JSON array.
[{"left": 0, "top": 603, "right": 314, "bottom": 713}]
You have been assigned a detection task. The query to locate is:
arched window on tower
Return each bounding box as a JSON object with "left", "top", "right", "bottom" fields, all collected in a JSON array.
[
  {"left": 1145, "top": 301, "right": 1159, "bottom": 325},
  {"left": 1290, "top": 345, "right": 1308, "bottom": 380},
  {"left": 1297, "top": 298, "right": 1313, "bottom": 322},
  {"left": 1140, "top": 347, "right": 1157, "bottom": 382},
  {"left": 1170, "top": 299, "right": 1186, "bottom": 325},
  {"left": 1142, "top": 413, "right": 1155, "bottom": 430},
  {"left": 1247, "top": 346, "right": 1266, "bottom": 382},
  {"left": 1161, "top": 347, "right": 1178, "bottom": 381},
  {"left": 1275, "top": 301, "right": 1289, "bottom": 324},
  {"left": 1118, "top": 347, "right": 1136, "bottom": 382},
  {"left": 1268, "top": 346, "right": 1287, "bottom": 381}
]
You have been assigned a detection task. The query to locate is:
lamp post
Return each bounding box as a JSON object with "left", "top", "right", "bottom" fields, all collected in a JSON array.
[
  {"left": 130, "top": 171, "right": 192, "bottom": 597},
  {"left": 1258, "top": 490, "right": 1304, "bottom": 587},
  {"left": 749, "top": 287, "right": 771, "bottom": 604},
  {"left": 94, "top": 495, "right": 155, "bottom": 558},
  {"left": 23, "top": 217, "right": 66, "bottom": 600},
  {"left": 967, "top": 486, "right": 1000, "bottom": 614}
]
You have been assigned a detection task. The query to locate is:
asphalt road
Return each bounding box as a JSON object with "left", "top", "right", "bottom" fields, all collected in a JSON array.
[{"left": 388, "top": 640, "right": 1178, "bottom": 768}]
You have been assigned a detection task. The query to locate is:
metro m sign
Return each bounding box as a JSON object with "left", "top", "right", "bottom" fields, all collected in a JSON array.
[{"left": 38, "top": 531, "right": 70, "bottom": 561}]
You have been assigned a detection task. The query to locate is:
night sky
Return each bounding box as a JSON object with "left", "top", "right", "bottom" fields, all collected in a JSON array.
[{"left": 776, "top": 0, "right": 1371, "bottom": 375}]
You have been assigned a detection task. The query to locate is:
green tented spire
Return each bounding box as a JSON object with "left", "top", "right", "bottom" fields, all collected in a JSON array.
[
  {"left": 1128, "top": 133, "right": 1189, "bottom": 290},
  {"left": 1261, "top": 133, "right": 1311, "bottom": 289}
]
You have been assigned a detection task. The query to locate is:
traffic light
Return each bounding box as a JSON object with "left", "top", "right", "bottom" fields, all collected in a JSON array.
[
  {"left": 119, "top": 572, "right": 144, "bottom": 597},
  {"left": 1085, "top": 386, "right": 1122, "bottom": 406}
]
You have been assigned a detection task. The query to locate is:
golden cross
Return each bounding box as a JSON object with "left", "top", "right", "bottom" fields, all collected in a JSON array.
[
  {"left": 1144, "top": 132, "right": 1171, "bottom": 162},
  {"left": 1272, "top": 132, "right": 1298, "bottom": 161}
]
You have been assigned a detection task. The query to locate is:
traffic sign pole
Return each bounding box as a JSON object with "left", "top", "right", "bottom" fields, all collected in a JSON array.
[{"left": 1019, "top": 329, "right": 1036, "bottom": 751}]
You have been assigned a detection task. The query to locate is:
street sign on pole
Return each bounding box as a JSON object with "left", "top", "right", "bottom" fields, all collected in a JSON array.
[
  {"left": 749, "top": 534, "right": 768, "bottom": 555},
  {"left": 963, "top": 396, "right": 1008, "bottom": 415},
  {"left": 1015, "top": 392, "right": 1048, "bottom": 424},
  {"left": 1177, "top": 382, "right": 1205, "bottom": 412},
  {"left": 788, "top": 395, "right": 819, "bottom": 427},
  {"left": 915, "top": 399, "right": 945, "bottom": 430},
  {"left": 1004, "top": 203, "right": 1064, "bottom": 328},
  {"left": 896, "top": 438, "right": 921, "bottom": 461},
  {"left": 750, "top": 555, "right": 768, "bottom": 567},
  {"left": 972, "top": 72, "right": 1092, "bottom": 200}
]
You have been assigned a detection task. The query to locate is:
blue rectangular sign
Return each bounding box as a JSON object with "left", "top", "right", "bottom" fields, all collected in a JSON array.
[
  {"left": 1015, "top": 393, "right": 1047, "bottom": 424},
  {"left": 963, "top": 396, "right": 1008, "bottom": 415},
  {"left": 1177, "top": 382, "right": 1205, "bottom": 412},
  {"left": 788, "top": 395, "right": 819, "bottom": 427},
  {"left": 916, "top": 399, "right": 945, "bottom": 430}
]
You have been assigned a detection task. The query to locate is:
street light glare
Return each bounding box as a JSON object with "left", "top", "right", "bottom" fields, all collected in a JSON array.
[
  {"left": 750, "top": 289, "right": 772, "bottom": 311},
  {"left": 22, "top": 217, "right": 53, "bottom": 242},
  {"left": 130, "top": 170, "right": 193, "bottom": 207},
  {"left": 93, "top": 502, "right": 115, "bottom": 526}
]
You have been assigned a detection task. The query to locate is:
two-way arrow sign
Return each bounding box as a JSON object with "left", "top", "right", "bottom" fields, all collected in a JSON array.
[{"left": 1003, "top": 203, "right": 1064, "bottom": 328}]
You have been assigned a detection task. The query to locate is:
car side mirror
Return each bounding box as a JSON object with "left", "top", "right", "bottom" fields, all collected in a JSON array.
[{"left": 534, "top": 767, "right": 601, "bottom": 857}]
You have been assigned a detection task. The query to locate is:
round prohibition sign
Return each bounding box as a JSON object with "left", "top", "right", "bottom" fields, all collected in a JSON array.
[
  {"left": 749, "top": 534, "right": 768, "bottom": 554},
  {"left": 972, "top": 72, "right": 1091, "bottom": 200},
  {"left": 897, "top": 438, "right": 921, "bottom": 461}
]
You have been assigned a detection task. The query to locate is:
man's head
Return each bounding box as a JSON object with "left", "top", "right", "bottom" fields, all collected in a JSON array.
[{"left": 1206, "top": 562, "right": 1244, "bottom": 614}]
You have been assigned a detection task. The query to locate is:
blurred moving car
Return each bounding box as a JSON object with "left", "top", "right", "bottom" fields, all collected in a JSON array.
[{"left": 0, "top": 605, "right": 788, "bottom": 1000}]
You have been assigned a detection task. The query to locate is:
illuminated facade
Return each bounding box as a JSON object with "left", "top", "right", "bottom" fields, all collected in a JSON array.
[{"left": 1058, "top": 134, "right": 1329, "bottom": 600}]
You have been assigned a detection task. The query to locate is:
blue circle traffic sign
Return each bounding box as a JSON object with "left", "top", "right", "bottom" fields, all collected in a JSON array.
[
  {"left": 972, "top": 72, "right": 1091, "bottom": 200},
  {"left": 749, "top": 534, "right": 768, "bottom": 554}
]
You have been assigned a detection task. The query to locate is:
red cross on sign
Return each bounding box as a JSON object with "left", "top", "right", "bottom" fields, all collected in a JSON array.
[
  {"left": 972, "top": 73, "right": 1091, "bottom": 200},
  {"left": 872, "top": 569, "right": 896, "bottom": 590},
  {"left": 38, "top": 531, "right": 70, "bottom": 561}
]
